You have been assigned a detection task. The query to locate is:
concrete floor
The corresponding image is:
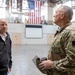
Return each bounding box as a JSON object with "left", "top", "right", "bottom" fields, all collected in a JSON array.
[{"left": 9, "top": 45, "right": 50, "bottom": 75}]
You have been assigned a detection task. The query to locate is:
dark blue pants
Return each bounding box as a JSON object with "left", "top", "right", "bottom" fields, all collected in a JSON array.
[{"left": 0, "top": 72, "right": 8, "bottom": 75}]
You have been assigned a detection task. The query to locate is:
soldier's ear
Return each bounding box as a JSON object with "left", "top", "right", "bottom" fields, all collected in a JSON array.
[{"left": 60, "top": 13, "right": 64, "bottom": 19}]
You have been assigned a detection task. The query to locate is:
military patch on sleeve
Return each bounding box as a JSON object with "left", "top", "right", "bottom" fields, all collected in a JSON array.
[{"left": 72, "top": 41, "right": 75, "bottom": 46}]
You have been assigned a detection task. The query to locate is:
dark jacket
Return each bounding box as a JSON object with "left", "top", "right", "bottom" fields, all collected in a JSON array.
[{"left": 0, "top": 32, "right": 12, "bottom": 72}]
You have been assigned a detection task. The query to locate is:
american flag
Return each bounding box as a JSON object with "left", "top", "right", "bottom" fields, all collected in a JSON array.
[{"left": 28, "top": 1, "right": 41, "bottom": 24}]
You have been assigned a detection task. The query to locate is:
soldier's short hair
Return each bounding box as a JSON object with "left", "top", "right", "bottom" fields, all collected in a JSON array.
[{"left": 60, "top": 5, "right": 73, "bottom": 20}]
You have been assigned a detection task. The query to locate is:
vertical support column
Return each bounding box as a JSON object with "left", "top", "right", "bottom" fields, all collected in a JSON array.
[
  {"left": 47, "top": 6, "right": 53, "bottom": 25},
  {"left": 5, "top": 0, "right": 10, "bottom": 22},
  {"left": 17, "top": 0, "right": 22, "bottom": 12},
  {"left": 47, "top": 2, "right": 56, "bottom": 25}
]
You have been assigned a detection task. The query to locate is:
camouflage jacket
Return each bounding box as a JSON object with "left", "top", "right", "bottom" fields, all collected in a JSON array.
[{"left": 48, "top": 23, "right": 75, "bottom": 75}]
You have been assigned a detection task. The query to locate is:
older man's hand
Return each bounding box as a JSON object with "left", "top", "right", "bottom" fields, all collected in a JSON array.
[{"left": 38, "top": 60, "right": 54, "bottom": 70}]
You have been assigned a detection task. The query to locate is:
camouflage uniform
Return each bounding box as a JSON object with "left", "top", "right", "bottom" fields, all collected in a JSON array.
[{"left": 48, "top": 23, "right": 75, "bottom": 75}]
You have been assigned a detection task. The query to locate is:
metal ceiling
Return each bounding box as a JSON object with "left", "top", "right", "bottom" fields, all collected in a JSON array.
[
  {"left": 40, "top": 0, "right": 75, "bottom": 8},
  {"left": 39, "top": 0, "right": 75, "bottom": 4}
]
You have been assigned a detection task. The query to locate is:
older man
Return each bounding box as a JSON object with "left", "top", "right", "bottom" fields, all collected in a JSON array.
[
  {"left": 38, "top": 5, "right": 75, "bottom": 75},
  {"left": 0, "top": 18, "right": 12, "bottom": 75}
]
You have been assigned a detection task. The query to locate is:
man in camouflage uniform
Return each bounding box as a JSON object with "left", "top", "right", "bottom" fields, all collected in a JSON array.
[{"left": 38, "top": 5, "right": 75, "bottom": 75}]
